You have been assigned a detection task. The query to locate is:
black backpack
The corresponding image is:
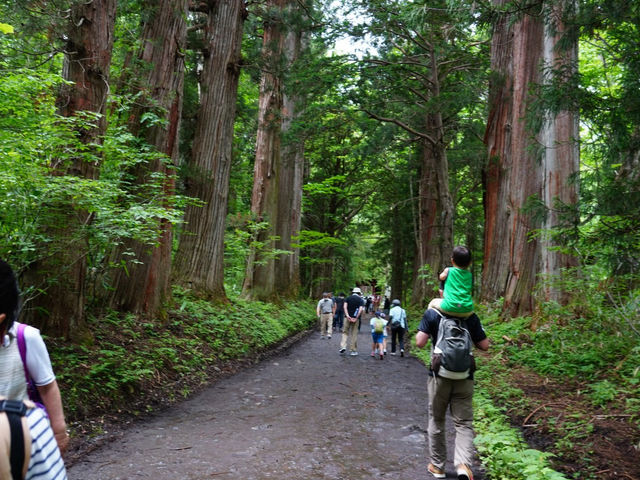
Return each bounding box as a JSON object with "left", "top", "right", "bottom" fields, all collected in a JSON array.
[{"left": 431, "top": 312, "right": 475, "bottom": 379}]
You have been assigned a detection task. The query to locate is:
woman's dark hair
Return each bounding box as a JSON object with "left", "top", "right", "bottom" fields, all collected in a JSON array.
[
  {"left": 452, "top": 246, "right": 472, "bottom": 268},
  {"left": 0, "top": 259, "right": 20, "bottom": 328}
]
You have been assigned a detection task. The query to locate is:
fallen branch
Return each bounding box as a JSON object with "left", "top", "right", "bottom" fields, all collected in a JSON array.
[
  {"left": 594, "top": 414, "right": 632, "bottom": 419},
  {"left": 522, "top": 403, "right": 564, "bottom": 426}
]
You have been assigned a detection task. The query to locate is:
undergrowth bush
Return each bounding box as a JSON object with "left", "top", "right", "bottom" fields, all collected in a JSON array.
[
  {"left": 48, "top": 288, "right": 315, "bottom": 424},
  {"left": 473, "top": 390, "right": 569, "bottom": 480}
]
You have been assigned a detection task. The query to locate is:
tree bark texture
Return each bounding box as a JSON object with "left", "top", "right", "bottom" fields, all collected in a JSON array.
[
  {"left": 107, "top": 0, "right": 188, "bottom": 316},
  {"left": 274, "top": 24, "right": 305, "bottom": 298},
  {"left": 482, "top": 6, "right": 543, "bottom": 316},
  {"left": 25, "top": 0, "right": 116, "bottom": 338},
  {"left": 483, "top": 1, "right": 577, "bottom": 316},
  {"left": 242, "top": 0, "right": 288, "bottom": 300},
  {"left": 58, "top": 0, "right": 117, "bottom": 178},
  {"left": 173, "top": 0, "right": 246, "bottom": 299},
  {"left": 538, "top": 1, "right": 580, "bottom": 302},
  {"left": 390, "top": 206, "right": 406, "bottom": 303},
  {"left": 410, "top": 112, "right": 454, "bottom": 306}
]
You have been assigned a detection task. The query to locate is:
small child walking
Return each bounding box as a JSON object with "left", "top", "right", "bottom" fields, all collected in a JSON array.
[{"left": 370, "top": 311, "right": 387, "bottom": 360}]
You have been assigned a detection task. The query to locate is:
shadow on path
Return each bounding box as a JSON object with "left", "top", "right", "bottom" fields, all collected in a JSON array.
[{"left": 68, "top": 320, "right": 486, "bottom": 479}]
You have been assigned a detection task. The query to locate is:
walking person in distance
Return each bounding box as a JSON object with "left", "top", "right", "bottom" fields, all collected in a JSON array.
[
  {"left": 316, "top": 292, "right": 335, "bottom": 339},
  {"left": 340, "top": 288, "right": 364, "bottom": 356},
  {"left": 388, "top": 299, "right": 407, "bottom": 357}
]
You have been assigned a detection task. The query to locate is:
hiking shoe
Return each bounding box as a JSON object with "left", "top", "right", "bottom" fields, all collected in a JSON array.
[
  {"left": 339, "top": 348, "right": 346, "bottom": 354},
  {"left": 456, "top": 463, "right": 473, "bottom": 480},
  {"left": 350, "top": 351, "right": 358, "bottom": 356},
  {"left": 428, "top": 463, "right": 446, "bottom": 479},
  {"left": 400, "top": 349, "right": 404, "bottom": 357}
]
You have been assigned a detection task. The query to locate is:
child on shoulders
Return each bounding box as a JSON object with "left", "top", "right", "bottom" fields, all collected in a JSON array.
[{"left": 428, "top": 246, "right": 474, "bottom": 318}]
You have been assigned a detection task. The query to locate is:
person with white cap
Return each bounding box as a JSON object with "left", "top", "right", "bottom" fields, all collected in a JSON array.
[{"left": 339, "top": 287, "right": 364, "bottom": 356}]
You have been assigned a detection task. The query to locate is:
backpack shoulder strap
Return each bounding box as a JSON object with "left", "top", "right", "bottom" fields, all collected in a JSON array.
[
  {"left": 0, "top": 400, "right": 27, "bottom": 480},
  {"left": 16, "top": 324, "right": 30, "bottom": 385}
]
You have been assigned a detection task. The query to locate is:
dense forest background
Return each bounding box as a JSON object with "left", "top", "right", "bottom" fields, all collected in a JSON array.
[
  {"left": 1, "top": 0, "right": 638, "bottom": 336},
  {"left": 1, "top": 1, "right": 639, "bottom": 478}
]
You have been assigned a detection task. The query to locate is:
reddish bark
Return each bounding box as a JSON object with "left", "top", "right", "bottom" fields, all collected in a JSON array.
[
  {"left": 242, "top": 0, "right": 288, "bottom": 300},
  {"left": 25, "top": 0, "right": 116, "bottom": 338},
  {"left": 173, "top": 0, "right": 246, "bottom": 299},
  {"left": 482, "top": 0, "right": 578, "bottom": 315},
  {"left": 482, "top": 8, "right": 544, "bottom": 316},
  {"left": 108, "top": 0, "right": 188, "bottom": 316}
]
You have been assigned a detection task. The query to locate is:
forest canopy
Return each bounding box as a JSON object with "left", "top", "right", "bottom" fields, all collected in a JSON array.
[{"left": 0, "top": 0, "right": 638, "bottom": 338}]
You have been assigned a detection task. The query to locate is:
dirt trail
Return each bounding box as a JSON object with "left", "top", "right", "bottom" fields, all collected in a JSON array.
[{"left": 67, "top": 319, "right": 486, "bottom": 479}]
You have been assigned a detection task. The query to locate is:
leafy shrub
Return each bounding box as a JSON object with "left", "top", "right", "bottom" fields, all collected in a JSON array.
[
  {"left": 474, "top": 391, "right": 569, "bottom": 480},
  {"left": 49, "top": 289, "right": 315, "bottom": 423}
]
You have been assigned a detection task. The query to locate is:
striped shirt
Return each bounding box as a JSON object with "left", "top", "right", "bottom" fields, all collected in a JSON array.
[{"left": 25, "top": 407, "right": 67, "bottom": 480}]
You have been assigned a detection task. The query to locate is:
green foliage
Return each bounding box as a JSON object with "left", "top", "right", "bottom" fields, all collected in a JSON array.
[
  {"left": 474, "top": 391, "right": 569, "bottom": 480},
  {"left": 0, "top": 66, "right": 188, "bottom": 297}
]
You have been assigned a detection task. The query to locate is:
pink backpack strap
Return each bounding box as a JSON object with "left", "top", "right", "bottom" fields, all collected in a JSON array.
[
  {"left": 16, "top": 324, "right": 46, "bottom": 412},
  {"left": 16, "top": 323, "right": 30, "bottom": 384}
]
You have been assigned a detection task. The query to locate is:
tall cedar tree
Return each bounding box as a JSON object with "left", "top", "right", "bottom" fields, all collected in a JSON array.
[
  {"left": 173, "top": 0, "right": 247, "bottom": 299},
  {"left": 482, "top": 0, "right": 578, "bottom": 315},
  {"left": 108, "top": 0, "right": 188, "bottom": 316},
  {"left": 24, "top": 0, "right": 116, "bottom": 338},
  {"left": 358, "top": 1, "right": 484, "bottom": 305},
  {"left": 275, "top": 20, "right": 306, "bottom": 298},
  {"left": 242, "top": 0, "right": 289, "bottom": 300}
]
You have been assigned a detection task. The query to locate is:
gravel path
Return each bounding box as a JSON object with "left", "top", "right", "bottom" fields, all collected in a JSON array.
[{"left": 67, "top": 320, "right": 486, "bottom": 479}]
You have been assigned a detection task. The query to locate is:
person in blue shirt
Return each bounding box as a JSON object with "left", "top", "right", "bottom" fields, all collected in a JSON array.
[{"left": 388, "top": 299, "right": 407, "bottom": 357}]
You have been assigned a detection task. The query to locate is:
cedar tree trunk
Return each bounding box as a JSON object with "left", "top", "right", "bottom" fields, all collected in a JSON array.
[
  {"left": 108, "top": 0, "right": 188, "bottom": 316},
  {"left": 242, "top": 0, "right": 288, "bottom": 300},
  {"left": 482, "top": 3, "right": 544, "bottom": 315},
  {"left": 173, "top": 0, "right": 247, "bottom": 299},
  {"left": 25, "top": 0, "right": 116, "bottom": 338}
]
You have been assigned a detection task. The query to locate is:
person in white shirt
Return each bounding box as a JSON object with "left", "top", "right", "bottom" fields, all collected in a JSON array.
[{"left": 0, "top": 260, "right": 69, "bottom": 463}]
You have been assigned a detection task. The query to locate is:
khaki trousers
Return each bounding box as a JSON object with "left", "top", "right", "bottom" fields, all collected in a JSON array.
[
  {"left": 340, "top": 319, "right": 359, "bottom": 351},
  {"left": 427, "top": 375, "right": 475, "bottom": 469},
  {"left": 319, "top": 312, "right": 333, "bottom": 336}
]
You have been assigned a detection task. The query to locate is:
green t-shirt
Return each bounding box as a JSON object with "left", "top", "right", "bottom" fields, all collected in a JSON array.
[{"left": 441, "top": 267, "right": 473, "bottom": 313}]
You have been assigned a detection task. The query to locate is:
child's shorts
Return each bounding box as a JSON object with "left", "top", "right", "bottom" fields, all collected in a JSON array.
[{"left": 371, "top": 332, "right": 384, "bottom": 343}]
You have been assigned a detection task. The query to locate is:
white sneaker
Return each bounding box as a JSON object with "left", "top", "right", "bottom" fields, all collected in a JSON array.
[
  {"left": 456, "top": 463, "right": 473, "bottom": 480},
  {"left": 428, "top": 463, "right": 446, "bottom": 479},
  {"left": 349, "top": 351, "right": 358, "bottom": 356}
]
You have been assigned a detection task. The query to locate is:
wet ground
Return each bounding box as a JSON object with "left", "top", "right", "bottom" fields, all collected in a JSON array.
[{"left": 67, "top": 319, "right": 486, "bottom": 479}]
